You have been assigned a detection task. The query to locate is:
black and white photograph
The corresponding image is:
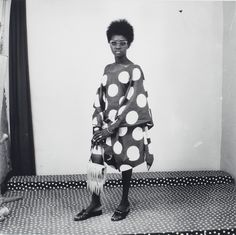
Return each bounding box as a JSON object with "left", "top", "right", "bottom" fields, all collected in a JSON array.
[{"left": 0, "top": 0, "right": 236, "bottom": 234}]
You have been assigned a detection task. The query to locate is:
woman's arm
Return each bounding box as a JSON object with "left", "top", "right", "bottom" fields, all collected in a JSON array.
[{"left": 92, "top": 86, "right": 105, "bottom": 133}]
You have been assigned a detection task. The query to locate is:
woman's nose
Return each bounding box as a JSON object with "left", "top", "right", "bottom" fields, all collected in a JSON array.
[{"left": 115, "top": 44, "right": 121, "bottom": 49}]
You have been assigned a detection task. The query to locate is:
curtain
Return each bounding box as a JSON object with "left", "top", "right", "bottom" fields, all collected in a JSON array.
[
  {"left": 0, "top": 0, "right": 12, "bottom": 193},
  {"left": 9, "top": 0, "right": 36, "bottom": 176}
]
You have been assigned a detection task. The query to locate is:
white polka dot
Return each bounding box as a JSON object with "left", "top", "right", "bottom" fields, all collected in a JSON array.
[
  {"left": 119, "top": 96, "right": 125, "bottom": 105},
  {"left": 127, "top": 87, "right": 134, "bottom": 99},
  {"left": 127, "top": 146, "right": 140, "bottom": 161},
  {"left": 132, "top": 127, "right": 143, "bottom": 141},
  {"left": 108, "top": 84, "right": 118, "bottom": 97},
  {"left": 136, "top": 94, "right": 147, "bottom": 108},
  {"left": 94, "top": 94, "right": 100, "bottom": 107},
  {"left": 102, "top": 74, "right": 107, "bottom": 86},
  {"left": 126, "top": 111, "right": 138, "bottom": 125},
  {"left": 106, "top": 137, "right": 112, "bottom": 146},
  {"left": 148, "top": 142, "right": 154, "bottom": 154},
  {"left": 119, "top": 127, "right": 128, "bottom": 136},
  {"left": 118, "top": 71, "right": 130, "bottom": 84},
  {"left": 120, "top": 164, "right": 132, "bottom": 171},
  {"left": 113, "top": 141, "right": 123, "bottom": 154},
  {"left": 118, "top": 105, "right": 126, "bottom": 115},
  {"left": 108, "top": 109, "right": 117, "bottom": 121},
  {"left": 92, "top": 117, "right": 97, "bottom": 125},
  {"left": 132, "top": 68, "right": 141, "bottom": 81}
]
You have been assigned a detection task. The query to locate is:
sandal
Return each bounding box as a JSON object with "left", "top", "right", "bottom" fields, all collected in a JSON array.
[
  {"left": 74, "top": 206, "right": 102, "bottom": 221},
  {"left": 111, "top": 206, "right": 130, "bottom": 221}
]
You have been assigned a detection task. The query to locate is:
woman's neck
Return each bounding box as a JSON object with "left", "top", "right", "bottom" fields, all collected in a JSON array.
[{"left": 115, "top": 55, "right": 131, "bottom": 65}]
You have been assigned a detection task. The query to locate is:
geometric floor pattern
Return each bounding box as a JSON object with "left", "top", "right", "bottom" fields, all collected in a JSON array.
[
  {"left": 1, "top": 181, "right": 236, "bottom": 234},
  {"left": 7, "top": 170, "right": 234, "bottom": 191}
]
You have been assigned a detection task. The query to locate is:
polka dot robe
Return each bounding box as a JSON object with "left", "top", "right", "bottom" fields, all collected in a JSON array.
[{"left": 91, "top": 64, "right": 154, "bottom": 172}]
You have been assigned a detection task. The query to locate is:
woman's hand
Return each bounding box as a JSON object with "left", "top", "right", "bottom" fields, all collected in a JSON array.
[{"left": 92, "top": 128, "right": 113, "bottom": 145}]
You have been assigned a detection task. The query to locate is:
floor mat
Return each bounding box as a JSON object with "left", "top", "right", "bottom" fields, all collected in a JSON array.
[
  {"left": 1, "top": 183, "right": 236, "bottom": 234},
  {"left": 7, "top": 170, "right": 234, "bottom": 191}
]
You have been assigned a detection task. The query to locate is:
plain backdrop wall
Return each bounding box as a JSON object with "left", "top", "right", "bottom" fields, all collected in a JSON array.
[
  {"left": 26, "top": 1, "right": 223, "bottom": 175},
  {"left": 221, "top": 1, "right": 236, "bottom": 180}
]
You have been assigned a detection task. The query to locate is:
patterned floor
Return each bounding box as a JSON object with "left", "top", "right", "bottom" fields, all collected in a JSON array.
[
  {"left": 1, "top": 173, "right": 236, "bottom": 234},
  {"left": 7, "top": 170, "right": 234, "bottom": 191}
]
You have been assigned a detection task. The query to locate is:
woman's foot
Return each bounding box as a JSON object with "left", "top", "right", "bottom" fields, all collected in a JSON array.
[
  {"left": 111, "top": 201, "right": 130, "bottom": 221},
  {"left": 74, "top": 202, "right": 102, "bottom": 221},
  {"left": 116, "top": 201, "right": 130, "bottom": 212}
]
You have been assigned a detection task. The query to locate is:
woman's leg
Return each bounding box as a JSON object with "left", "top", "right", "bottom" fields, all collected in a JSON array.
[
  {"left": 74, "top": 154, "right": 104, "bottom": 221},
  {"left": 85, "top": 154, "right": 103, "bottom": 212},
  {"left": 111, "top": 169, "right": 132, "bottom": 221},
  {"left": 117, "top": 169, "right": 132, "bottom": 211}
]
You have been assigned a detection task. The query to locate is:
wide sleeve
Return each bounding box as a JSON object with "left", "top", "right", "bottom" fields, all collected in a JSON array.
[
  {"left": 109, "top": 65, "right": 154, "bottom": 131},
  {"left": 92, "top": 79, "right": 106, "bottom": 133}
]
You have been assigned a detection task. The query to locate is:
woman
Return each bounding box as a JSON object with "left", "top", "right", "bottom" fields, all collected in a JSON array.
[{"left": 74, "top": 19, "right": 154, "bottom": 222}]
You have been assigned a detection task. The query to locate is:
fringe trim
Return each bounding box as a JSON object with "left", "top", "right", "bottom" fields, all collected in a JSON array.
[{"left": 86, "top": 161, "right": 107, "bottom": 195}]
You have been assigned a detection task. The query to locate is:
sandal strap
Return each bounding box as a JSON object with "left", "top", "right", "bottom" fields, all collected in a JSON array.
[
  {"left": 75, "top": 209, "right": 86, "bottom": 217},
  {"left": 114, "top": 206, "right": 130, "bottom": 214},
  {"left": 114, "top": 209, "right": 124, "bottom": 214}
]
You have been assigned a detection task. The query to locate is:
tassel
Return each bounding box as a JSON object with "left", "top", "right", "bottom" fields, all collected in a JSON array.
[{"left": 86, "top": 161, "right": 107, "bottom": 195}]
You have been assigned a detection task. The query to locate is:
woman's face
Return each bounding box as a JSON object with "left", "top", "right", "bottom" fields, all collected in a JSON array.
[{"left": 109, "top": 35, "right": 129, "bottom": 58}]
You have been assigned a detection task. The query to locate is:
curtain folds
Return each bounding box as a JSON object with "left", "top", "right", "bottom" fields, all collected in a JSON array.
[
  {"left": 9, "top": 0, "right": 36, "bottom": 176},
  {"left": 0, "top": 0, "right": 12, "bottom": 192}
]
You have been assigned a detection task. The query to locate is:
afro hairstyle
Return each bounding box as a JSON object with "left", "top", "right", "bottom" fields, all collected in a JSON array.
[{"left": 106, "top": 19, "right": 134, "bottom": 46}]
